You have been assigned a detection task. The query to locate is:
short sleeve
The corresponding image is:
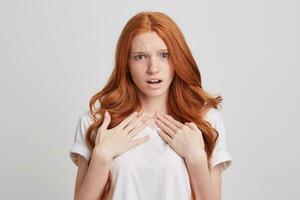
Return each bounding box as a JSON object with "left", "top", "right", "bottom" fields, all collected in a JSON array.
[
  {"left": 205, "top": 108, "right": 233, "bottom": 172},
  {"left": 69, "top": 111, "right": 94, "bottom": 166}
]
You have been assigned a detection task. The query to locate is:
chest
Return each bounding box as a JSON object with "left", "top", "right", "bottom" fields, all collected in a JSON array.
[{"left": 110, "top": 126, "right": 189, "bottom": 179}]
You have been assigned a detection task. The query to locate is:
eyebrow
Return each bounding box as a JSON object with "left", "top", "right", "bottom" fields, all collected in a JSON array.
[{"left": 131, "top": 49, "right": 168, "bottom": 54}]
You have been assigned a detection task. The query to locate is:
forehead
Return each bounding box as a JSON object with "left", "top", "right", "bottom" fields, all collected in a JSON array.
[{"left": 130, "top": 32, "right": 167, "bottom": 51}]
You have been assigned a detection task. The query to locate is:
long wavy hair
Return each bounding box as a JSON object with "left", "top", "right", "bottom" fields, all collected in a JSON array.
[{"left": 85, "top": 11, "right": 222, "bottom": 200}]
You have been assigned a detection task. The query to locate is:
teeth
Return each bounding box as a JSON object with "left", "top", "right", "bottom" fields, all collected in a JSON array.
[{"left": 148, "top": 80, "right": 160, "bottom": 83}]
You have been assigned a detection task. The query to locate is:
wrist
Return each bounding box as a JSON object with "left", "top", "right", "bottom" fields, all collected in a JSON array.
[
  {"left": 185, "top": 150, "right": 207, "bottom": 165},
  {"left": 92, "top": 146, "right": 113, "bottom": 164}
]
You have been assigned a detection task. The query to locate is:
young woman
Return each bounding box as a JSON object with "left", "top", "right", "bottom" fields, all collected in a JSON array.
[{"left": 69, "top": 11, "right": 232, "bottom": 200}]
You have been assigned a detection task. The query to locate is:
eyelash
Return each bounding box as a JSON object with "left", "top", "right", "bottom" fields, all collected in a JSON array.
[{"left": 134, "top": 53, "right": 169, "bottom": 60}]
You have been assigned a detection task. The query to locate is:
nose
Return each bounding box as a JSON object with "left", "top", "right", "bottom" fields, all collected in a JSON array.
[{"left": 146, "top": 57, "right": 159, "bottom": 74}]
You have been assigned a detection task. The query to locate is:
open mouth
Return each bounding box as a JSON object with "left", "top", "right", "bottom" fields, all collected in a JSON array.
[{"left": 147, "top": 80, "right": 162, "bottom": 84}]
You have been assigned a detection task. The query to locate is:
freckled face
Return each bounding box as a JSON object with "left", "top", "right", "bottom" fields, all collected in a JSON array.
[{"left": 128, "top": 32, "right": 174, "bottom": 98}]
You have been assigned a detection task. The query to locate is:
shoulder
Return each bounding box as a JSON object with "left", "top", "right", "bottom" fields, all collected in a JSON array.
[
  {"left": 204, "top": 107, "right": 223, "bottom": 127},
  {"left": 78, "top": 110, "right": 94, "bottom": 125}
]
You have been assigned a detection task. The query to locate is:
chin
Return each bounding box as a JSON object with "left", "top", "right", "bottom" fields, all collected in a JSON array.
[{"left": 141, "top": 89, "right": 169, "bottom": 97}]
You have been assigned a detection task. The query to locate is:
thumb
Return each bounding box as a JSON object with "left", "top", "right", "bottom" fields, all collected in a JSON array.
[
  {"left": 185, "top": 122, "right": 194, "bottom": 130},
  {"left": 101, "top": 110, "right": 111, "bottom": 130}
]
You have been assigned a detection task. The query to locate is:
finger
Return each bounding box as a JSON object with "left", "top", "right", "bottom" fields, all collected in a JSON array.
[
  {"left": 117, "top": 111, "right": 138, "bottom": 129},
  {"left": 157, "top": 129, "right": 173, "bottom": 144},
  {"left": 156, "top": 114, "right": 178, "bottom": 132},
  {"left": 95, "top": 124, "right": 103, "bottom": 145},
  {"left": 129, "top": 135, "right": 150, "bottom": 149},
  {"left": 100, "top": 110, "right": 111, "bottom": 130},
  {"left": 124, "top": 112, "right": 147, "bottom": 133},
  {"left": 128, "top": 120, "right": 149, "bottom": 138},
  {"left": 96, "top": 110, "right": 111, "bottom": 144},
  {"left": 164, "top": 114, "right": 184, "bottom": 128},
  {"left": 155, "top": 119, "right": 175, "bottom": 138},
  {"left": 95, "top": 130, "right": 99, "bottom": 144}
]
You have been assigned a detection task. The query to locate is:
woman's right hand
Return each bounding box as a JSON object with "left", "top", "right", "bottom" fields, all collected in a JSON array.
[{"left": 92, "top": 111, "right": 150, "bottom": 162}]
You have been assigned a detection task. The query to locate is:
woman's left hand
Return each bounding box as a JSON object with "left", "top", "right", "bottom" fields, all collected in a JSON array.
[{"left": 155, "top": 114, "right": 206, "bottom": 160}]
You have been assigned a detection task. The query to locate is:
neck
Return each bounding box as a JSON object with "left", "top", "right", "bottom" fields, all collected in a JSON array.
[{"left": 138, "top": 93, "right": 169, "bottom": 118}]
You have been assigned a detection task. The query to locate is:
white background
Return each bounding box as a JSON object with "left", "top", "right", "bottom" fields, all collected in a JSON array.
[{"left": 0, "top": 0, "right": 299, "bottom": 199}]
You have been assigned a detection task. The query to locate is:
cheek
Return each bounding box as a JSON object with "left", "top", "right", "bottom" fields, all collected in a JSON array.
[
  {"left": 166, "top": 66, "right": 175, "bottom": 80},
  {"left": 128, "top": 66, "right": 144, "bottom": 83}
]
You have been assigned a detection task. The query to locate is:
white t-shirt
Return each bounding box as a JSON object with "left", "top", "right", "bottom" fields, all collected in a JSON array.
[{"left": 69, "top": 108, "right": 232, "bottom": 200}]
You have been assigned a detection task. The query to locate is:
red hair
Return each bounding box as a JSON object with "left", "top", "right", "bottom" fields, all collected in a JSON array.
[{"left": 86, "top": 11, "right": 222, "bottom": 200}]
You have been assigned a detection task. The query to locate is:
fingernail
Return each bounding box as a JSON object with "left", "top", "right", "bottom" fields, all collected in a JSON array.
[
  {"left": 104, "top": 110, "right": 109, "bottom": 118},
  {"left": 139, "top": 112, "right": 145, "bottom": 117}
]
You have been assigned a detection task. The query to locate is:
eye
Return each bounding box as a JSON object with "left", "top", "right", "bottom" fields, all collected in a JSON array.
[
  {"left": 161, "top": 52, "right": 169, "bottom": 58},
  {"left": 134, "top": 54, "right": 146, "bottom": 61}
]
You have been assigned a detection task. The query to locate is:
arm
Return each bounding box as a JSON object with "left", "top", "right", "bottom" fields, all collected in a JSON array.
[
  {"left": 74, "top": 150, "right": 112, "bottom": 200},
  {"left": 185, "top": 152, "right": 222, "bottom": 200},
  {"left": 73, "top": 111, "right": 149, "bottom": 200}
]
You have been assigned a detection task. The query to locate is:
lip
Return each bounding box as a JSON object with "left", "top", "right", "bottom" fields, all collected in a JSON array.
[
  {"left": 146, "top": 80, "right": 163, "bottom": 89},
  {"left": 146, "top": 79, "right": 163, "bottom": 82}
]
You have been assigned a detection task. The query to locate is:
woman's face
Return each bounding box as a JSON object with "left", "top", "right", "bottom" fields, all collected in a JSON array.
[{"left": 128, "top": 32, "right": 174, "bottom": 98}]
